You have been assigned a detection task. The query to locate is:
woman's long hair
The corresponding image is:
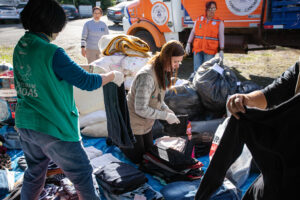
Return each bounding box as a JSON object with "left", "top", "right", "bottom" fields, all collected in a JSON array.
[{"left": 149, "top": 40, "right": 185, "bottom": 90}]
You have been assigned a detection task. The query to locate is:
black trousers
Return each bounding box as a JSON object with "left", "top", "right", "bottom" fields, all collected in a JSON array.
[
  {"left": 103, "top": 83, "right": 135, "bottom": 148},
  {"left": 195, "top": 94, "right": 300, "bottom": 200},
  {"left": 120, "top": 131, "right": 153, "bottom": 164}
]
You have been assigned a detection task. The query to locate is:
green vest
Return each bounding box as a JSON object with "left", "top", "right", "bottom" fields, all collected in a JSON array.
[{"left": 13, "top": 32, "right": 80, "bottom": 142}]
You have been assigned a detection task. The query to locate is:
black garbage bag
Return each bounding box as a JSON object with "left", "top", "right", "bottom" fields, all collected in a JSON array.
[
  {"left": 165, "top": 83, "right": 204, "bottom": 121},
  {"left": 192, "top": 57, "right": 238, "bottom": 113},
  {"left": 237, "top": 80, "right": 263, "bottom": 94}
]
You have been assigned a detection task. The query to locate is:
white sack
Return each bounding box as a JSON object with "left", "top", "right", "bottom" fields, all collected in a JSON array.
[
  {"left": 79, "top": 110, "right": 106, "bottom": 128},
  {"left": 81, "top": 121, "right": 108, "bottom": 137},
  {"left": 74, "top": 87, "right": 105, "bottom": 115},
  {"left": 91, "top": 55, "right": 125, "bottom": 73},
  {"left": 121, "top": 56, "right": 149, "bottom": 76}
]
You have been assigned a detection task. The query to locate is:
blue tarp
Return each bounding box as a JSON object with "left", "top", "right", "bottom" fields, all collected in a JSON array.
[{"left": 2, "top": 135, "right": 258, "bottom": 199}]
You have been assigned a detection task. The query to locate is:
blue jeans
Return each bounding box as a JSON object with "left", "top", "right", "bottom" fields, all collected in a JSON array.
[
  {"left": 18, "top": 128, "right": 100, "bottom": 200},
  {"left": 193, "top": 51, "right": 215, "bottom": 72}
]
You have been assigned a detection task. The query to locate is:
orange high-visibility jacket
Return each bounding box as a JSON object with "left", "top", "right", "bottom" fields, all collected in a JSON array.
[{"left": 193, "top": 16, "right": 221, "bottom": 55}]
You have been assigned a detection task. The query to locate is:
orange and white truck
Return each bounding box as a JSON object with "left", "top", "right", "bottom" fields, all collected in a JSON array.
[{"left": 122, "top": 0, "right": 300, "bottom": 53}]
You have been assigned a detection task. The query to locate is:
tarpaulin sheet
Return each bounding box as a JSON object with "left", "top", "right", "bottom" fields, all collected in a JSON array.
[{"left": 3, "top": 136, "right": 258, "bottom": 199}]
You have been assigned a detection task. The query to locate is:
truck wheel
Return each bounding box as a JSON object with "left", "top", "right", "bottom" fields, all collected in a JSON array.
[{"left": 134, "top": 30, "right": 158, "bottom": 53}]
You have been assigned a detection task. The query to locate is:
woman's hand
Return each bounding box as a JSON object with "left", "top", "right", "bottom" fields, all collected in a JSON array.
[
  {"left": 81, "top": 48, "right": 86, "bottom": 57},
  {"left": 166, "top": 113, "right": 180, "bottom": 124}
]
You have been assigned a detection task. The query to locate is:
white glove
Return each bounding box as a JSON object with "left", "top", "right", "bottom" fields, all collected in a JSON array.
[
  {"left": 112, "top": 71, "right": 124, "bottom": 87},
  {"left": 165, "top": 107, "right": 175, "bottom": 114},
  {"left": 219, "top": 50, "right": 224, "bottom": 60},
  {"left": 185, "top": 43, "right": 191, "bottom": 55},
  {"left": 166, "top": 113, "right": 180, "bottom": 124}
]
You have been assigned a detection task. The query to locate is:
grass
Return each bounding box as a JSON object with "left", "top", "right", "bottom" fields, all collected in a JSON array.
[
  {"left": 224, "top": 47, "right": 300, "bottom": 87},
  {"left": 0, "top": 46, "right": 13, "bottom": 64}
]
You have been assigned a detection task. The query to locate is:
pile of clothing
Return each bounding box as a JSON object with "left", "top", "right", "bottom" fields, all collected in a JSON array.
[
  {"left": 140, "top": 136, "right": 204, "bottom": 183},
  {"left": 0, "top": 62, "right": 16, "bottom": 127},
  {"left": 92, "top": 34, "right": 150, "bottom": 90}
]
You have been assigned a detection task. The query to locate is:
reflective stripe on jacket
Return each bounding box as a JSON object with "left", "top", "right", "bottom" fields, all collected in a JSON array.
[{"left": 193, "top": 16, "right": 221, "bottom": 55}]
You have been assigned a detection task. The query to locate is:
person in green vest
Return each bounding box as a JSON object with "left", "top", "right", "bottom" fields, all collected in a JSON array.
[{"left": 13, "top": 0, "right": 123, "bottom": 199}]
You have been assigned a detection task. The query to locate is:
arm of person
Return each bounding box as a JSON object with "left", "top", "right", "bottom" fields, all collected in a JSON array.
[
  {"left": 262, "top": 63, "right": 299, "bottom": 108},
  {"left": 227, "top": 62, "right": 299, "bottom": 119},
  {"left": 134, "top": 74, "right": 168, "bottom": 120},
  {"left": 187, "top": 23, "right": 196, "bottom": 44},
  {"left": 105, "top": 23, "right": 109, "bottom": 35},
  {"left": 227, "top": 91, "right": 267, "bottom": 119},
  {"left": 53, "top": 48, "right": 111, "bottom": 91},
  {"left": 218, "top": 21, "right": 225, "bottom": 50},
  {"left": 161, "top": 101, "right": 174, "bottom": 114},
  {"left": 81, "top": 22, "right": 88, "bottom": 56}
]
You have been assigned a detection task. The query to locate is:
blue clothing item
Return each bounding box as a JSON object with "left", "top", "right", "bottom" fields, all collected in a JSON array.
[
  {"left": 160, "top": 179, "right": 241, "bottom": 200},
  {"left": 52, "top": 48, "right": 102, "bottom": 91},
  {"left": 193, "top": 51, "right": 215, "bottom": 72},
  {"left": 0, "top": 126, "right": 21, "bottom": 150},
  {"left": 0, "top": 170, "right": 9, "bottom": 197},
  {"left": 18, "top": 128, "right": 100, "bottom": 200},
  {"left": 101, "top": 183, "right": 163, "bottom": 200}
]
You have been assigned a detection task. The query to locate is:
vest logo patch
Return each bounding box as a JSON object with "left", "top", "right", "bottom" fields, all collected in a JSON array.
[
  {"left": 212, "top": 21, "right": 217, "bottom": 25},
  {"left": 16, "top": 82, "right": 38, "bottom": 98}
]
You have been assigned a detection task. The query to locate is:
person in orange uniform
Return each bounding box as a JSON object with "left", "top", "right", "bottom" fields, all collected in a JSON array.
[{"left": 185, "top": 1, "right": 224, "bottom": 72}]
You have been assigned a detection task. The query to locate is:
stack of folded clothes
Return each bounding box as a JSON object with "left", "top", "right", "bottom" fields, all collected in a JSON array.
[
  {"left": 93, "top": 153, "right": 148, "bottom": 195},
  {"left": 139, "top": 136, "right": 204, "bottom": 183}
]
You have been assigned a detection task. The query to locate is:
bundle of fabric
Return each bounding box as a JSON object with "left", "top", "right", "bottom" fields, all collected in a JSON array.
[
  {"left": 93, "top": 153, "right": 148, "bottom": 195},
  {"left": 139, "top": 136, "right": 204, "bottom": 183},
  {"left": 92, "top": 35, "right": 150, "bottom": 91},
  {"left": 92, "top": 55, "right": 149, "bottom": 91},
  {"left": 0, "top": 169, "right": 14, "bottom": 198},
  {"left": 0, "top": 154, "right": 11, "bottom": 170},
  {"left": 99, "top": 34, "right": 150, "bottom": 58},
  {"left": 0, "top": 126, "right": 21, "bottom": 150}
]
